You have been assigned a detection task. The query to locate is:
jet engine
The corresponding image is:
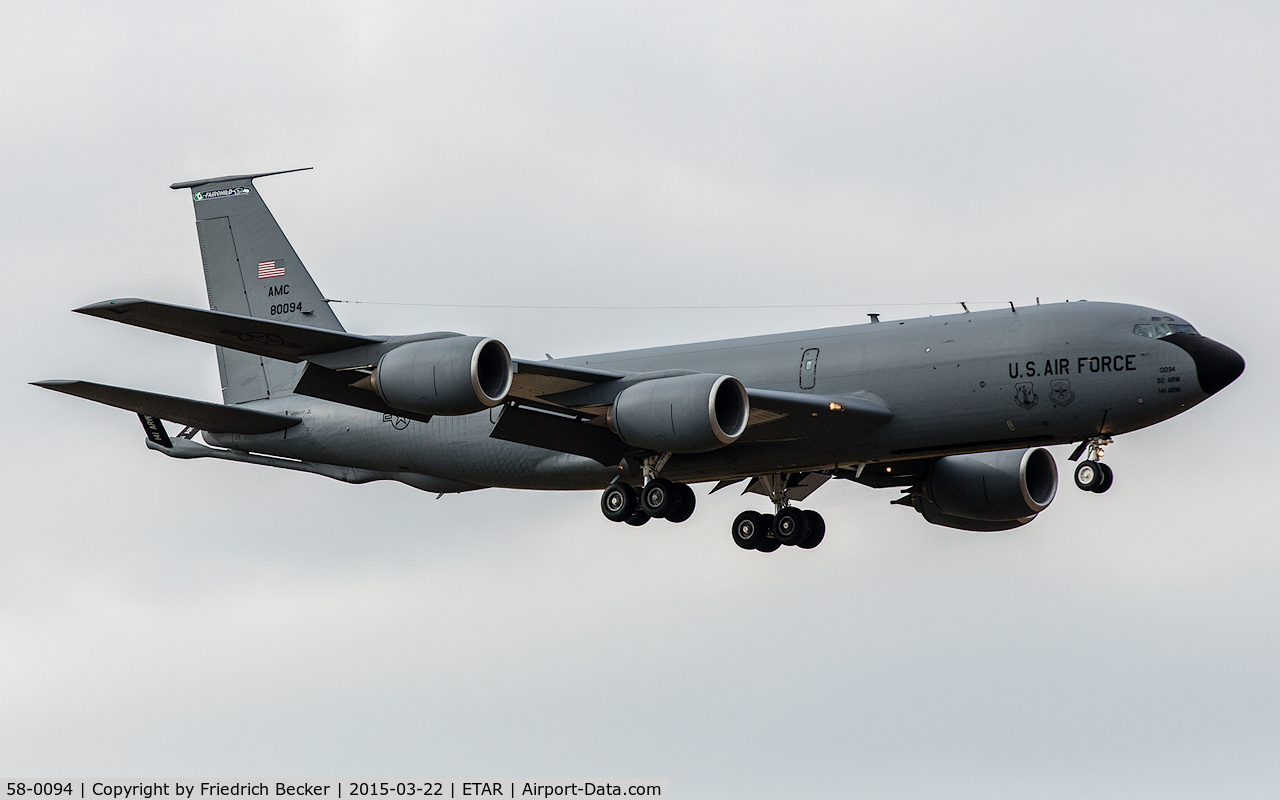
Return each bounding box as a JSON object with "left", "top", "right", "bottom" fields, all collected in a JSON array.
[
  {"left": 609, "top": 373, "right": 749, "bottom": 453},
  {"left": 370, "top": 336, "right": 513, "bottom": 416},
  {"left": 911, "top": 447, "right": 1058, "bottom": 531}
]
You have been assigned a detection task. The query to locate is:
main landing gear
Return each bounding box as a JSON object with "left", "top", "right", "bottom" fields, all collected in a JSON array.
[
  {"left": 731, "top": 508, "right": 824, "bottom": 552},
  {"left": 600, "top": 478, "right": 697, "bottom": 527},
  {"left": 1072, "top": 436, "right": 1114, "bottom": 494},
  {"left": 599, "top": 460, "right": 827, "bottom": 552},
  {"left": 730, "top": 473, "right": 825, "bottom": 553}
]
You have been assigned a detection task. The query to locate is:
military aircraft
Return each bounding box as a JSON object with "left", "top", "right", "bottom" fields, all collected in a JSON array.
[{"left": 35, "top": 169, "right": 1245, "bottom": 551}]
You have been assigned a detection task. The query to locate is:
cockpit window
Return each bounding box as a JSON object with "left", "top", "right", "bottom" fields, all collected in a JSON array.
[{"left": 1133, "top": 323, "right": 1198, "bottom": 338}]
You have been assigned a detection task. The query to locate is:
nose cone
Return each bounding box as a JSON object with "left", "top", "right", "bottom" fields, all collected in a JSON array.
[{"left": 1163, "top": 333, "right": 1245, "bottom": 395}]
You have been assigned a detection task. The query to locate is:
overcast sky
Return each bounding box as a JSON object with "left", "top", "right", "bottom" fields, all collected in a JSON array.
[{"left": 1, "top": 2, "right": 1276, "bottom": 797}]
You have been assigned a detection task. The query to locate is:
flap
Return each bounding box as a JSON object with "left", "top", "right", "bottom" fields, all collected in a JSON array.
[
  {"left": 75, "top": 298, "right": 382, "bottom": 362},
  {"left": 33, "top": 380, "right": 301, "bottom": 434}
]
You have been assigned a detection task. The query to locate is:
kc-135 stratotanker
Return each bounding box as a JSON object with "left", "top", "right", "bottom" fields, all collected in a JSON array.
[{"left": 36, "top": 169, "right": 1245, "bottom": 551}]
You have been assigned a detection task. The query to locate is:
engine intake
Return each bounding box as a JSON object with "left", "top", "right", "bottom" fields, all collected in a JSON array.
[
  {"left": 610, "top": 374, "right": 749, "bottom": 453},
  {"left": 922, "top": 447, "right": 1058, "bottom": 524},
  {"left": 372, "top": 336, "right": 512, "bottom": 416}
]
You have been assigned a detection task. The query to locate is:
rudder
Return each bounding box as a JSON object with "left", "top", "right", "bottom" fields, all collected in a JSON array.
[{"left": 172, "top": 168, "right": 345, "bottom": 404}]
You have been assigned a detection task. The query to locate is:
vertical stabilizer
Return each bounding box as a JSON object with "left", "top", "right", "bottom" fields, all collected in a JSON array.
[{"left": 172, "top": 169, "right": 345, "bottom": 404}]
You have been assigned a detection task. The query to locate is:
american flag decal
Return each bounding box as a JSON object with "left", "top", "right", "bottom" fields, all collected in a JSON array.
[{"left": 257, "top": 260, "right": 285, "bottom": 279}]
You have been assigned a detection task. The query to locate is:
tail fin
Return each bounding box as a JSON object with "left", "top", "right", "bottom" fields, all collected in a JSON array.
[{"left": 172, "top": 168, "right": 344, "bottom": 404}]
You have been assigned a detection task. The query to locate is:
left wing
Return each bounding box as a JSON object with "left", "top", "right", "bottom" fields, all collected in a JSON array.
[
  {"left": 508, "top": 359, "right": 626, "bottom": 408},
  {"left": 739, "top": 388, "right": 892, "bottom": 442},
  {"left": 295, "top": 355, "right": 891, "bottom": 463}
]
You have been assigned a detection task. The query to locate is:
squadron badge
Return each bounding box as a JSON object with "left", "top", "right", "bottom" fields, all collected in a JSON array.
[{"left": 1014, "top": 382, "right": 1039, "bottom": 410}]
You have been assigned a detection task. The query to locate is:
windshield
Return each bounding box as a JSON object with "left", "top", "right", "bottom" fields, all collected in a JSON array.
[{"left": 1134, "top": 323, "right": 1198, "bottom": 338}]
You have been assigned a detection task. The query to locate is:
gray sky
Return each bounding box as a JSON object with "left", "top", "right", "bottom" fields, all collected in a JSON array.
[{"left": 1, "top": 2, "right": 1276, "bottom": 797}]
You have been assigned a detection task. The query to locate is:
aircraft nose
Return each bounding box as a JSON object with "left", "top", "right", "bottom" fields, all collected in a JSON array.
[{"left": 1162, "top": 333, "right": 1245, "bottom": 395}]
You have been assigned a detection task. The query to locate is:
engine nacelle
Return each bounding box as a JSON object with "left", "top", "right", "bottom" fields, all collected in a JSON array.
[
  {"left": 610, "top": 374, "right": 749, "bottom": 454},
  {"left": 923, "top": 447, "right": 1058, "bottom": 524},
  {"left": 372, "top": 336, "right": 512, "bottom": 416},
  {"left": 910, "top": 495, "right": 1036, "bottom": 532}
]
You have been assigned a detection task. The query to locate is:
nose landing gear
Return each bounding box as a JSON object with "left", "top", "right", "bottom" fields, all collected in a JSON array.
[{"left": 1071, "top": 437, "right": 1114, "bottom": 493}]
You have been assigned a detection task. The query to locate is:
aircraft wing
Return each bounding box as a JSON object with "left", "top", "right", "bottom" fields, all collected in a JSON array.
[
  {"left": 508, "top": 359, "right": 626, "bottom": 405},
  {"left": 75, "top": 298, "right": 382, "bottom": 362},
  {"left": 492, "top": 360, "right": 892, "bottom": 462},
  {"left": 33, "top": 380, "right": 301, "bottom": 434},
  {"left": 740, "top": 388, "right": 893, "bottom": 442},
  {"left": 291, "top": 363, "right": 434, "bottom": 423}
]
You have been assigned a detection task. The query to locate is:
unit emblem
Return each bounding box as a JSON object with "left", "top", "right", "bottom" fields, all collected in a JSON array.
[
  {"left": 1049, "top": 379, "right": 1075, "bottom": 407},
  {"left": 1014, "top": 382, "right": 1039, "bottom": 410}
]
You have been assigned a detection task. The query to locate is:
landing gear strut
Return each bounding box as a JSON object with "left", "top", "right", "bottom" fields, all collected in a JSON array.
[
  {"left": 1072, "top": 437, "right": 1114, "bottom": 494},
  {"left": 730, "top": 473, "right": 826, "bottom": 553}
]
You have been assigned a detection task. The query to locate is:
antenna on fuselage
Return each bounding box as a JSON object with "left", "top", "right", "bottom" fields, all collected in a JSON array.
[{"left": 868, "top": 313, "right": 880, "bottom": 323}]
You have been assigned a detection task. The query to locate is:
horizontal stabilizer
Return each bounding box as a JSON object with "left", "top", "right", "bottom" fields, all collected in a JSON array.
[
  {"left": 33, "top": 380, "right": 301, "bottom": 434},
  {"left": 75, "top": 298, "right": 381, "bottom": 362}
]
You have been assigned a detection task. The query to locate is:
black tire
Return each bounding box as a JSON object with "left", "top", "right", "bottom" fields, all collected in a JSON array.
[
  {"left": 600, "top": 483, "right": 637, "bottom": 522},
  {"left": 772, "top": 507, "right": 810, "bottom": 545},
  {"left": 754, "top": 514, "right": 780, "bottom": 552},
  {"left": 666, "top": 483, "right": 697, "bottom": 523},
  {"left": 1074, "top": 461, "right": 1103, "bottom": 491},
  {"left": 797, "top": 510, "right": 826, "bottom": 549},
  {"left": 641, "top": 478, "right": 678, "bottom": 518},
  {"left": 1092, "top": 462, "right": 1114, "bottom": 494},
  {"left": 624, "top": 510, "right": 651, "bottom": 526},
  {"left": 731, "top": 510, "right": 766, "bottom": 549}
]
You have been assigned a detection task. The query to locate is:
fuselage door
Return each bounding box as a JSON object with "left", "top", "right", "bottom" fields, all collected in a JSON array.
[{"left": 799, "top": 348, "right": 819, "bottom": 389}]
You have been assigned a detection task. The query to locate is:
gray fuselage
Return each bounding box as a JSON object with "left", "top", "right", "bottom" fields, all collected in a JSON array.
[{"left": 207, "top": 301, "right": 1225, "bottom": 492}]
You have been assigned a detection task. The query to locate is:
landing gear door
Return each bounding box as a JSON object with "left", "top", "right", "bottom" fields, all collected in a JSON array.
[{"left": 799, "top": 348, "right": 819, "bottom": 390}]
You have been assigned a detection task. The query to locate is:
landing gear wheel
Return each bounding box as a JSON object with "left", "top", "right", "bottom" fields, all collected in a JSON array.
[
  {"left": 1074, "top": 461, "right": 1103, "bottom": 491},
  {"left": 797, "top": 510, "right": 826, "bottom": 549},
  {"left": 666, "top": 483, "right": 697, "bottom": 523},
  {"left": 732, "top": 510, "right": 766, "bottom": 549},
  {"left": 1092, "top": 462, "right": 1114, "bottom": 494},
  {"left": 772, "top": 507, "right": 811, "bottom": 545},
  {"left": 601, "top": 483, "right": 637, "bottom": 522},
  {"left": 756, "top": 536, "right": 782, "bottom": 553},
  {"left": 624, "top": 511, "right": 651, "bottom": 526},
  {"left": 756, "top": 514, "right": 780, "bottom": 552},
  {"left": 641, "top": 478, "right": 678, "bottom": 518}
]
